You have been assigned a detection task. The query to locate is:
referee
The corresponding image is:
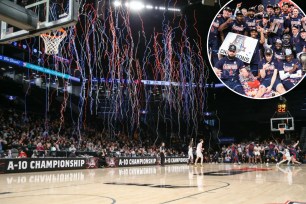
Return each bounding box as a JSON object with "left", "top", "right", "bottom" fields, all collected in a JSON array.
[{"left": 160, "top": 142, "right": 166, "bottom": 166}]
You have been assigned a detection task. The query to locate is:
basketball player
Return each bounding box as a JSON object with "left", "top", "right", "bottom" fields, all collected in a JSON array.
[
  {"left": 194, "top": 139, "right": 204, "bottom": 167},
  {"left": 213, "top": 44, "right": 247, "bottom": 95},
  {"left": 209, "top": 6, "right": 232, "bottom": 66},
  {"left": 266, "top": 141, "right": 278, "bottom": 166},
  {"left": 257, "top": 48, "right": 286, "bottom": 97},
  {"left": 288, "top": 140, "right": 302, "bottom": 166},
  {"left": 187, "top": 138, "right": 194, "bottom": 165},
  {"left": 276, "top": 147, "right": 291, "bottom": 166},
  {"left": 279, "top": 48, "right": 303, "bottom": 91}
]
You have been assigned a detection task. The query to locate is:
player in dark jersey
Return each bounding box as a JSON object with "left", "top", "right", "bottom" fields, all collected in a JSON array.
[
  {"left": 209, "top": 7, "right": 232, "bottom": 66},
  {"left": 272, "top": 38, "right": 285, "bottom": 62},
  {"left": 214, "top": 44, "right": 246, "bottom": 95},
  {"left": 245, "top": 7, "right": 257, "bottom": 33},
  {"left": 258, "top": 13, "right": 271, "bottom": 33},
  {"left": 288, "top": 140, "right": 302, "bottom": 165},
  {"left": 266, "top": 4, "right": 274, "bottom": 17},
  {"left": 249, "top": 26, "right": 265, "bottom": 77},
  {"left": 281, "top": 2, "right": 290, "bottom": 18},
  {"left": 291, "top": 25, "right": 306, "bottom": 56},
  {"left": 254, "top": 4, "right": 265, "bottom": 21},
  {"left": 270, "top": 4, "right": 290, "bottom": 38},
  {"left": 258, "top": 48, "right": 286, "bottom": 97},
  {"left": 279, "top": 48, "right": 303, "bottom": 90},
  {"left": 297, "top": 28, "right": 306, "bottom": 56},
  {"left": 217, "top": 6, "right": 233, "bottom": 42},
  {"left": 289, "top": 8, "right": 304, "bottom": 29},
  {"left": 231, "top": 143, "right": 239, "bottom": 164},
  {"left": 266, "top": 141, "right": 278, "bottom": 166},
  {"left": 219, "top": 10, "right": 248, "bottom": 36}
]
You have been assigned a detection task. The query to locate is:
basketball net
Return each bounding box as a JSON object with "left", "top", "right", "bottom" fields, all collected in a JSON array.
[
  {"left": 279, "top": 128, "right": 285, "bottom": 134},
  {"left": 40, "top": 28, "right": 67, "bottom": 55}
]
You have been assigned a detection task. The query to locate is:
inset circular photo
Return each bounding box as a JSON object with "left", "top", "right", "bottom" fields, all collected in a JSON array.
[{"left": 208, "top": 0, "right": 306, "bottom": 99}]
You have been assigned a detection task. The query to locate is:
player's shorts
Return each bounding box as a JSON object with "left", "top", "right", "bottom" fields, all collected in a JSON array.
[
  {"left": 249, "top": 151, "right": 255, "bottom": 157},
  {"left": 261, "top": 78, "right": 282, "bottom": 91},
  {"left": 196, "top": 151, "right": 203, "bottom": 158},
  {"left": 254, "top": 151, "right": 260, "bottom": 156}
]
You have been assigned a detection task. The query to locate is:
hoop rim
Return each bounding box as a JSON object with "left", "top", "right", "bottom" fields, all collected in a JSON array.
[
  {"left": 39, "top": 28, "right": 67, "bottom": 55},
  {"left": 40, "top": 28, "right": 67, "bottom": 38},
  {"left": 279, "top": 128, "right": 285, "bottom": 134}
]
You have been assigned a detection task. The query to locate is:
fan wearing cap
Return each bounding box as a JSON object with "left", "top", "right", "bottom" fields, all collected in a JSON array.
[
  {"left": 258, "top": 48, "right": 286, "bottom": 97},
  {"left": 279, "top": 48, "right": 303, "bottom": 90},
  {"left": 300, "top": 28, "right": 306, "bottom": 51},
  {"left": 209, "top": 7, "right": 232, "bottom": 66},
  {"left": 219, "top": 10, "right": 248, "bottom": 36},
  {"left": 266, "top": 4, "right": 274, "bottom": 17},
  {"left": 249, "top": 26, "right": 265, "bottom": 77},
  {"left": 281, "top": 2, "right": 290, "bottom": 17},
  {"left": 291, "top": 25, "right": 305, "bottom": 55},
  {"left": 270, "top": 4, "right": 290, "bottom": 37},
  {"left": 258, "top": 13, "right": 271, "bottom": 33},
  {"left": 213, "top": 44, "right": 247, "bottom": 95},
  {"left": 245, "top": 7, "right": 257, "bottom": 33},
  {"left": 216, "top": 6, "right": 233, "bottom": 42}
]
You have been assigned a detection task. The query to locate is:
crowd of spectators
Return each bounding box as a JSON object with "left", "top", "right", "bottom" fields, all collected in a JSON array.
[
  {"left": 1, "top": 107, "right": 304, "bottom": 166},
  {"left": 210, "top": 2, "right": 306, "bottom": 98},
  {"left": 0, "top": 108, "right": 185, "bottom": 160},
  {"left": 193, "top": 140, "right": 304, "bottom": 166}
]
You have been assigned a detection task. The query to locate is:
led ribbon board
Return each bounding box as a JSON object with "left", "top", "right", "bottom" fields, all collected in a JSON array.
[{"left": 0, "top": 54, "right": 80, "bottom": 82}]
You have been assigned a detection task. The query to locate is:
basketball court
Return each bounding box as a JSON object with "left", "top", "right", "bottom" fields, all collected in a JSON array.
[
  {"left": 0, "top": 1, "right": 306, "bottom": 204},
  {"left": 1, "top": 163, "right": 306, "bottom": 204}
]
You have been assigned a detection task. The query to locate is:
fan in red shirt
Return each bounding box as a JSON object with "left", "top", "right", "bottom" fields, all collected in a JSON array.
[{"left": 18, "top": 149, "right": 27, "bottom": 158}]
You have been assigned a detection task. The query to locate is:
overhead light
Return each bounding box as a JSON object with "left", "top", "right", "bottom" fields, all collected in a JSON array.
[
  {"left": 9, "top": 66, "right": 13, "bottom": 69},
  {"left": 168, "top": 7, "right": 181, "bottom": 12},
  {"left": 129, "top": 1, "right": 145, "bottom": 11},
  {"left": 113, "top": 0, "right": 121, "bottom": 7},
  {"left": 1, "top": 67, "right": 5, "bottom": 71},
  {"left": 146, "top": 5, "right": 153, "bottom": 9}
]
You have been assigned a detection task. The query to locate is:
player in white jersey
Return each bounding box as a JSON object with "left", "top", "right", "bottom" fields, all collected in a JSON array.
[
  {"left": 188, "top": 139, "right": 194, "bottom": 165},
  {"left": 276, "top": 148, "right": 291, "bottom": 166},
  {"left": 194, "top": 139, "right": 204, "bottom": 167}
]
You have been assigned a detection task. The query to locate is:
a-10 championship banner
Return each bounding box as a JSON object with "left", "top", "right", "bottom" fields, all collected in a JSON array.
[
  {"left": 218, "top": 32, "right": 258, "bottom": 63},
  {"left": 105, "top": 156, "right": 188, "bottom": 167},
  {"left": 0, "top": 157, "right": 99, "bottom": 174}
]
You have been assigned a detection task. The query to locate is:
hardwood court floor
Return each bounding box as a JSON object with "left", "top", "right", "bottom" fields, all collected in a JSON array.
[{"left": 1, "top": 163, "right": 306, "bottom": 204}]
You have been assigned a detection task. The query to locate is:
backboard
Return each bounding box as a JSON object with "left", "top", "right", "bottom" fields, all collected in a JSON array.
[
  {"left": 0, "top": 0, "right": 79, "bottom": 43},
  {"left": 270, "top": 117, "right": 294, "bottom": 132}
]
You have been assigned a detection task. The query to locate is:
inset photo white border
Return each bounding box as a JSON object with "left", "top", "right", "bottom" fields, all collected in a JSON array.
[{"left": 207, "top": 0, "right": 306, "bottom": 99}]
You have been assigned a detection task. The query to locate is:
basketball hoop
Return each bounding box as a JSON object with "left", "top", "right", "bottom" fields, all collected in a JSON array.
[
  {"left": 279, "top": 128, "right": 285, "bottom": 134},
  {"left": 40, "top": 28, "right": 67, "bottom": 55}
]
